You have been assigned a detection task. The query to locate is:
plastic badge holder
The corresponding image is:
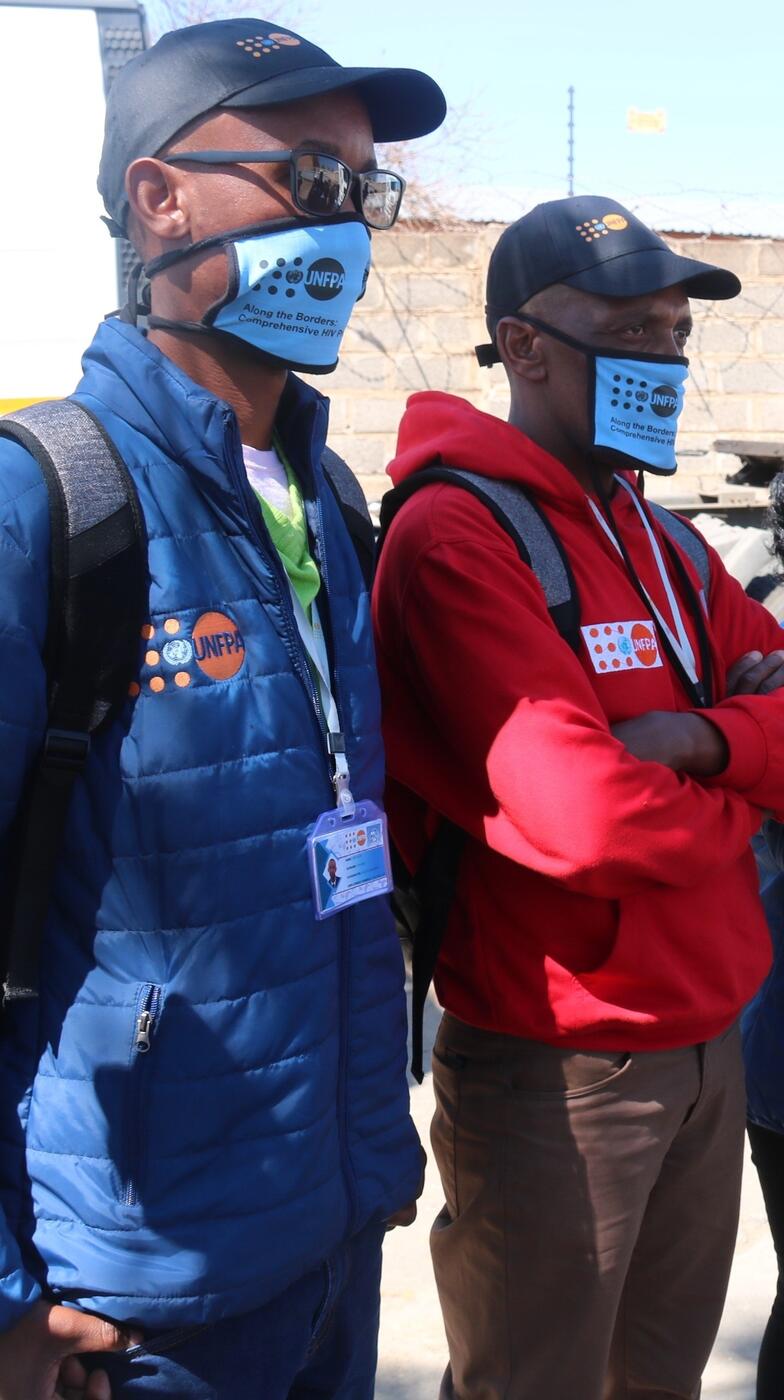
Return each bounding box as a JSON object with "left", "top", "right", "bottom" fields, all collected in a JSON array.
[{"left": 308, "top": 799, "right": 393, "bottom": 920}]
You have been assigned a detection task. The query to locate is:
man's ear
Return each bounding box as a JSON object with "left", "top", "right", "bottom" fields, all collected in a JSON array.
[
  {"left": 496, "top": 316, "right": 548, "bottom": 383},
  {"left": 125, "top": 157, "right": 192, "bottom": 248}
]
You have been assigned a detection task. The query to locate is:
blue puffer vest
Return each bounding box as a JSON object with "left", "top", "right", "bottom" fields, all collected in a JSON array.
[{"left": 0, "top": 318, "right": 420, "bottom": 1330}]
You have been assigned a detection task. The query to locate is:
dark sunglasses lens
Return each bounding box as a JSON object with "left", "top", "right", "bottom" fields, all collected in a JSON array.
[
  {"left": 360, "top": 173, "right": 404, "bottom": 229},
  {"left": 294, "top": 153, "right": 350, "bottom": 216}
]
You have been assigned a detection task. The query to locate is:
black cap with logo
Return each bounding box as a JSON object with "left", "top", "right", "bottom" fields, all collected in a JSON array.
[
  {"left": 477, "top": 196, "right": 741, "bottom": 366},
  {"left": 99, "top": 18, "right": 447, "bottom": 233}
]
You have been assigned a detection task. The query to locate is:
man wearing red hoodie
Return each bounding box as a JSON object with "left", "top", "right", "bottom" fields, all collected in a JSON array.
[{"left": 373, "top": 197, "right": 784, "bottom": 1400}]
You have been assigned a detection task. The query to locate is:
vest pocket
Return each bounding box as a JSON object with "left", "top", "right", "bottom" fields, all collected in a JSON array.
[{"left": 120, "top": 983, "right": 162, "bottom": 1207}]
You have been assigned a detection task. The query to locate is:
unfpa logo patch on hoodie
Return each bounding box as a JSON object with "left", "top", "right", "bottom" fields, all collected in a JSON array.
[{"left": 582, "top": 620, "right": 662, "bottom": 674}]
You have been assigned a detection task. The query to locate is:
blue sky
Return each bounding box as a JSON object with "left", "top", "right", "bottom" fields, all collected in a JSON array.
[{"left": 148, "top": 0, "right": 782, "bottom": 222}]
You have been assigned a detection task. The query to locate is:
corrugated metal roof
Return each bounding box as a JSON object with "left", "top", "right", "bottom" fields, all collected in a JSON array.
[{"left": 434, "top": 187, "right": 784, "bottom": 239}]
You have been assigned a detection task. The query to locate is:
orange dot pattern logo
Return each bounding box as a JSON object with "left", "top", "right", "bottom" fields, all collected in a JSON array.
[
  {"left": 235, "top": 31, "right": 301, "bottom": 58},
  {"left": 575, "top": 214, "right": 629, "bottom": 242}
]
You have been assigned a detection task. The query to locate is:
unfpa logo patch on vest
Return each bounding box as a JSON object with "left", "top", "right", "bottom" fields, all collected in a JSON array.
[
  {"left": 192, "top": 611, "right": 246, "bottom": 680},
  {"left": 132, "top": 610, "right": 246, "bottom": 696}
]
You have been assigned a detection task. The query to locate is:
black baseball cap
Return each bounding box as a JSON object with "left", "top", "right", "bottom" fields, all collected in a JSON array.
[
  {"left": 477, "top": 196, "right": 741, "bottom": 366},
  {"left": 99, "top": 18, "right": 447, "bottom": 233}
]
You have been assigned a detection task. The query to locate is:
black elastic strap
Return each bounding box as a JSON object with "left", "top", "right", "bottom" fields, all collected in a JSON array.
[
  {"left": 408, "top": 821, "right": 466, "bottom": 1084},
  {"left": 321, "top": 447, "right": 376, "bottom": 593},
  {"left": 4, "top": 734, "right": 89, "bottom": 998},
  {"left": 657, "top": 527, "right": 714, "bottom": 708}
]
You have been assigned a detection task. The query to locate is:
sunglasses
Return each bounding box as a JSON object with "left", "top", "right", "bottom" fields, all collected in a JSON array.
[{"left": 163, "top": 148, "right": 406, "bottom": 231}]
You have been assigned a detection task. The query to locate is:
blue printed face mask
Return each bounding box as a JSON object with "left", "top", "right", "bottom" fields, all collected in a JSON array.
[
  {"left": 516, "top": 313, "right": 689, "bottom": 475},
  {"left": 144, "top": 214, "right": 371, "bottom": 374}
]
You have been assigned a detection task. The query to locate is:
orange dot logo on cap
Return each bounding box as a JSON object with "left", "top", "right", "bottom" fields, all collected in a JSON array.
[
  {"left": 604, "top": 213, "right": 629, "bottom": 231},
  {"left": 192, "top": 611, "right": 246, "bottom": 681},
  {"left": 631, "top": 622, "right": 659, "bottom": 666}
]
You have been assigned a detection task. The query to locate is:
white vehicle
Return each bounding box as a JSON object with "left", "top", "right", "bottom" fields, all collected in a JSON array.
[{"left": 0, "top": 0, "right": 146, "bottom": 412}]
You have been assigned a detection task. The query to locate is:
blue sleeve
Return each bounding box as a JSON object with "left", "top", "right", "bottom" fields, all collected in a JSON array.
[{"left": 0, "top": 441, "right": 50, "bottom": 1328}]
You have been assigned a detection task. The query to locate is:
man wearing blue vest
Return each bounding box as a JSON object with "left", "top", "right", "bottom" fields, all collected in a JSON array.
[{"left": 0, "top": 19, "right": 444, "bottom": 1399}]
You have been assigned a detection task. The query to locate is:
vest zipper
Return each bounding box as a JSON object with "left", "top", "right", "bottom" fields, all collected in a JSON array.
[
  {"left": 223, "top": 417, "right": 329, "bottom": 749},
  {"left": 122, "top": 982, "right": 161, "bottom": 1207},
  {"left": 223, "top": 417, "right": 358, "bottom": 1230}
]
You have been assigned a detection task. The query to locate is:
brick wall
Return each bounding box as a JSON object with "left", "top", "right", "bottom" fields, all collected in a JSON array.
[{"left": 300, "top": 225, "right": 784, "bottom": 510}]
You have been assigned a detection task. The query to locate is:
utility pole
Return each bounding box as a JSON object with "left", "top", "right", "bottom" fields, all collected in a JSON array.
[{"left": 567, "top": 86, "right": 575, "bottom": 196}]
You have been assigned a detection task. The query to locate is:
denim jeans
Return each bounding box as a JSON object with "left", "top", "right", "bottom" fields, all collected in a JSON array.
[{"left": 83, "top": 1219, "right": 386, "bottom": 1398}]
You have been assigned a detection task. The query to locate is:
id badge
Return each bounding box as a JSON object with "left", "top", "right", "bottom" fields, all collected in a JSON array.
[{"left": 308, "top": 800, "right": 393, "bottom": 920}]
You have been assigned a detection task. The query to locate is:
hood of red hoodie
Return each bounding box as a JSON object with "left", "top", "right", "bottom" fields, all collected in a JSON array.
[{"left": 388, "top": 391, "right": 622, "bottom": 517}]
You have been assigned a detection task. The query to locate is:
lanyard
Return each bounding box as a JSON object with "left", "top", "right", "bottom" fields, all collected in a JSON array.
[
  {"left": 587, "top": 477, "right": 699, "bottom": 687},
  {"left": 287, "top": 581, "right": 355, "bottom": 818}
]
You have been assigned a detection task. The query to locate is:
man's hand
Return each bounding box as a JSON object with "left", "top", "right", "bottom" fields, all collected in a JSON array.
[
  {"left": 0, "top": 1300, "right": 142, "bottom": 1400},
  {"left": 384, "top": 1143, "right": 426, "bottom": 1231},
  {"left": 384, "top": 1200, "right": 418, "bottom": 1230},
  {"left": 611, "top": 712, "right": 728, "bottom": 777},
  {"left": 727, "top": 650, "right": 784, "bottom": 697}
]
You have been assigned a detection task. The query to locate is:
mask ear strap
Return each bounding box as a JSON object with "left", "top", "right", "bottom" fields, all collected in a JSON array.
[
  {"left": 143, "top": 214, "right": 319, "bottom": 279},
  {"left": 513, "top": 313, "right": 589, "bottom": 355},
  {"left": 123, "top": 260, "right": 151, "bottom": 326}
]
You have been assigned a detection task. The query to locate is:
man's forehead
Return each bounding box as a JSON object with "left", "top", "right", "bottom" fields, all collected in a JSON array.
[
  {"left": 168, "top": 90, "right": 374, "bottom": 152},
  {"left": 555, "top": 283, "right": 692, "bottom": 322},
  {"left": 590, "top": 287, "right": 692, "bottom": 321}
]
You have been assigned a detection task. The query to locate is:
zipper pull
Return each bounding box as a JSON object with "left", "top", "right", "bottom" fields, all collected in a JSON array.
[{"left": 135, "top": 1009, "right": 154, "bottom": 1054}]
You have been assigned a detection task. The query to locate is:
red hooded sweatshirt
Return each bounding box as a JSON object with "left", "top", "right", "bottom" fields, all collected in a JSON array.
[{"left": 373, "top": 391, "right": 784, "bottom": 1050}]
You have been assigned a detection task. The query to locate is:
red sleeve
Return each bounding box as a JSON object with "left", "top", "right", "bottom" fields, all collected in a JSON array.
[
  {"left": 374, "top": 487, "right": 761, "bottom": 900},
  {"left": 696, "top": 543, "right": 784, "bottom": 817}
]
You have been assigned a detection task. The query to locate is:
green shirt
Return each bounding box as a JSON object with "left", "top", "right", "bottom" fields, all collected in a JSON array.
[{"left": 250, "top": 439, "right": 321, "bottom": 615}]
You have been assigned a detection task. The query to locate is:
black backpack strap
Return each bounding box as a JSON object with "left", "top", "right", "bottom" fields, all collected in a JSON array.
[
  {"left": 391, "top": 822, "right": 466, "bottom": 1084},
  {"left": 320, "top": 446, "right": 376, "bottom": 592},
  {"left": 0, "top": 400, "right": 148, "bottom": 1000},
  {"left": 379, "top": 464, "right": 582, "bottom": 1079},
  {"left": 379, "top": 465, "right": 581, "bottom": 651},
  {"left": 646, "top": 501, "right": 712, "bottom": 602}
]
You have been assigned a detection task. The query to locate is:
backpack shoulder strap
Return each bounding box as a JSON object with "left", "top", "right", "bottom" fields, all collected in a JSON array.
[
  {"left": 0, "top": 399, "right": 148, "bottom": 1000},
  {"left": 378, "top": 465, "right": 581, "bottom": 651},
  {"left": 378, "top": 464, "right": 581, "bottom": 1079},
  {"left": 646, "top": 501, "right": 712, "bottom": 601},
  {"left": 320, "top": 446, "right": 376, "bottom": 592}
]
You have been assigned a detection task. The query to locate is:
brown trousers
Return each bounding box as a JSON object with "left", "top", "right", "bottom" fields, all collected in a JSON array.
[{"left": 430, "top": 1013, "right": 745, "bottom": 1400}]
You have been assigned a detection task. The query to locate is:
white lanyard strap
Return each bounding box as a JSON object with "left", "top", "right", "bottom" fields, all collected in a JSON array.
[
  {"left": 587, "top": 480, "right": 699, "bottom": 685},
  {"left": 288, "top": 583, "right": 355, "bottom": 817}
]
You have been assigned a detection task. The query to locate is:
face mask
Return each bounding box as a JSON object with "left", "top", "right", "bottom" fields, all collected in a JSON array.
[
  {"left": 517, "top": 313, "right": 690, "bottom": 476},
  {"left": 144, "top": 214, "right": 372, "bottom": 374}
]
